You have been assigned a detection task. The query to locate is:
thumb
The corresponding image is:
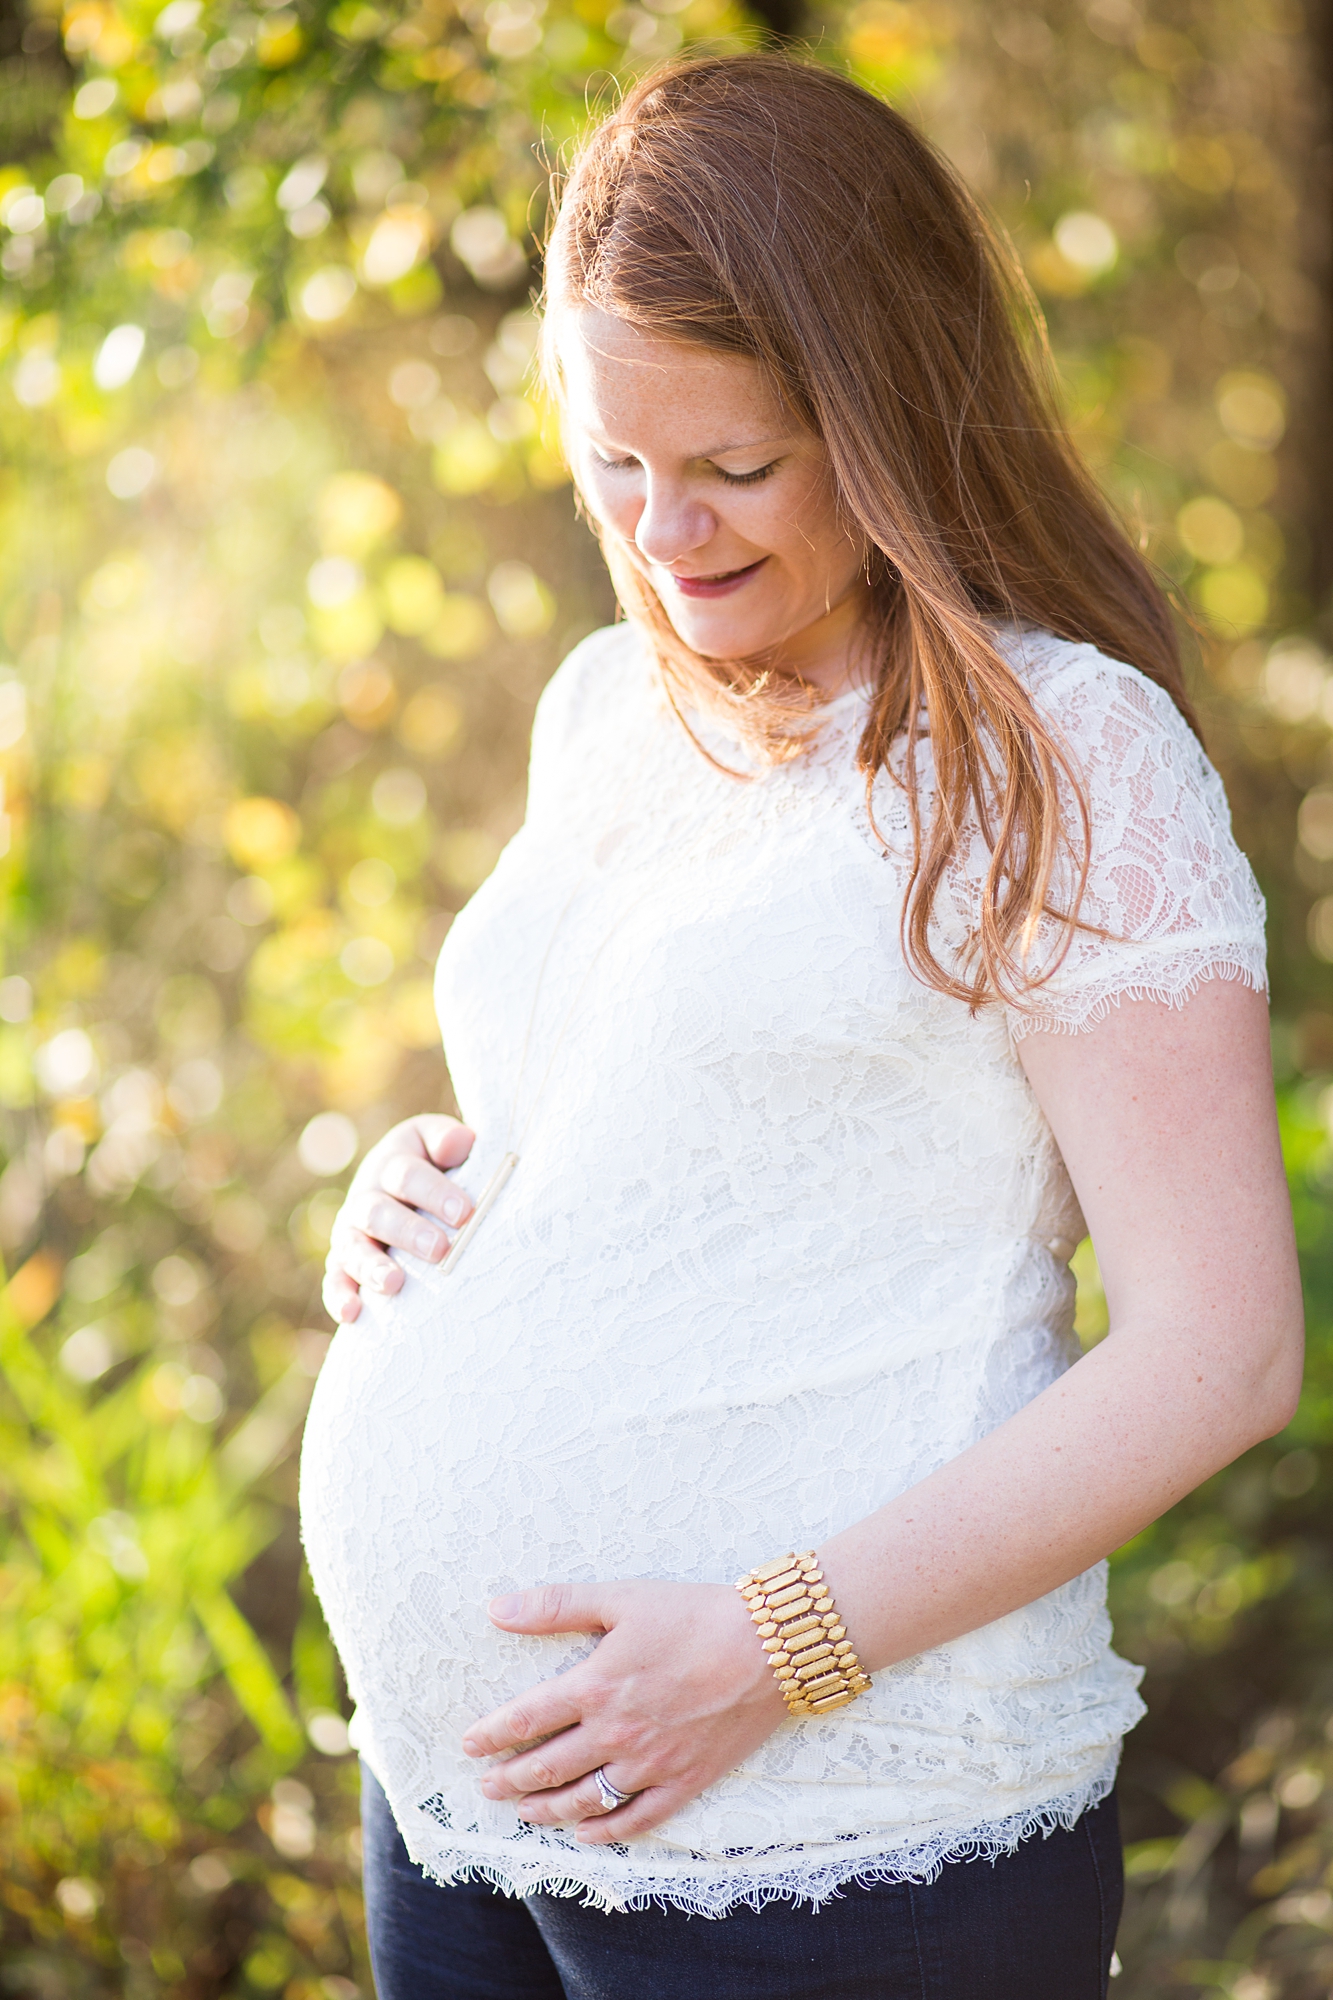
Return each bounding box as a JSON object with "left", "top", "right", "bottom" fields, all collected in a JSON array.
[
  {"left": 488, "top": 1582, "right": 612, "bottom": 1636},
  {"left": 418, "top": 1116, "right": 475, "bottom": 1170}
]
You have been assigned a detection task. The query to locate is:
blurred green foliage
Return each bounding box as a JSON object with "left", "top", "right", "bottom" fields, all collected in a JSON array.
[{"left": 0, "top": 0, "right": 1331, "bottom": 1992}]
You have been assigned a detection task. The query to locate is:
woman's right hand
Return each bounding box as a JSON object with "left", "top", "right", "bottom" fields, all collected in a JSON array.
[{"left": 322, "top": 1115, "right": 476, "bottom": 1325}]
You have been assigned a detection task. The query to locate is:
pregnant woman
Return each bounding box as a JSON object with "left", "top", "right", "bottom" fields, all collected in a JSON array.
[{"left": 300, "top": 53, "right": 1303, "bottom": 1999}]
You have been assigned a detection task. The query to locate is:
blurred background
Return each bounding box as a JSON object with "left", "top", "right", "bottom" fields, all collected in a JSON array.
[{"left": 0, "top": 0, "right": 1330, "bottom": 1991}]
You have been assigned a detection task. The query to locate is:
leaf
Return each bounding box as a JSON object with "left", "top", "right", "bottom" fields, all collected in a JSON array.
[{"left": 193, "top": 1589, "right": 304, "bottom": 1761}]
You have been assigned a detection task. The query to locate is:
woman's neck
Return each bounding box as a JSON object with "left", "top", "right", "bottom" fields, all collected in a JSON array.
[{"left": 730, "top": 577, "right": 875, "bottom": 699}]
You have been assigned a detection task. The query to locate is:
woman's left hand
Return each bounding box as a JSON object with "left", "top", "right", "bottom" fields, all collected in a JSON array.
[{"left": 461, "top": 1580, "right": 789, "bottom": 1841}]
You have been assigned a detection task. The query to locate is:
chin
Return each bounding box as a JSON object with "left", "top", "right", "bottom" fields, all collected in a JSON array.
[
  {"left": 684, "top": 637, "right": 758, "bottom": 666},
  {"left": 661, "top": 611, "right": 776, "bottom": 664}
]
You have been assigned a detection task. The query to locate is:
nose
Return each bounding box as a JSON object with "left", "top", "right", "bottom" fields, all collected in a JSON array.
[{"left": 633, "top": 475, "right": 716, "bottom": 570}]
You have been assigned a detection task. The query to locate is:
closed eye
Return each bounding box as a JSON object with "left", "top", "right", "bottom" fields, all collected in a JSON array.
[
  {"left": 715, "top": 460, "right": 780, "bottom": 487},
  {"left": 589, "top": 451, "right": 782, "bottom": 486}
]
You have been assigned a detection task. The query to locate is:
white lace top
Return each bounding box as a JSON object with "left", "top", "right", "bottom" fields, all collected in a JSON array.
[{"left": 300, "top": 621, "right": 1267, "bottom": 1915}]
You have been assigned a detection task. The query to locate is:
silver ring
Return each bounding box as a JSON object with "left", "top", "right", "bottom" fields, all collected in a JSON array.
[{"left": 592, "top": 1766, "right": 633, "bottom": 1813}]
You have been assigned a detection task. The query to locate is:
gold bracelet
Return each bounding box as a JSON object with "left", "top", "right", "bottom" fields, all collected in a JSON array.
[{"left": 734, "top": 1551, "right": 872, "bottom": 1716}]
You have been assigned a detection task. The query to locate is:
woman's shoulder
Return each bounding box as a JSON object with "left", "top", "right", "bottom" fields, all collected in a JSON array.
[
  {"left": 993, "top": 623, "right": 1201, "bottom": 755},
  {"left": 524, "top": 620, "right": 658, "bottom": 820},
  {"left": 531, "top": 620, "right": 653, "bottom": 756},
  {"left": 982, "top": 626, "right": 1267, "bottom": 1031},
  {"left": 991, "top": 621, "right": 1227, "bottom": 809}
]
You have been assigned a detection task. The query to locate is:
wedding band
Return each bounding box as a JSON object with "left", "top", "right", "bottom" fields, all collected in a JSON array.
[{"left": 592, "top": 1766, "right": 633, "bottom": 1813}]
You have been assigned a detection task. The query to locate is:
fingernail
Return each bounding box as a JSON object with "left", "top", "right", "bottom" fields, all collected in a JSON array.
[
  {"left": 443, "top": 1195, "right": 466, "bottom": 1225},
  {"left": 490, "top": 1594, "right": 521, "bottom": 1620},
  {"left": 415, "top": 1227, "right": 440, "bottom": 1258},
  {"left": 462, "top": 1737, "right": 478, "bottom": 1756}
]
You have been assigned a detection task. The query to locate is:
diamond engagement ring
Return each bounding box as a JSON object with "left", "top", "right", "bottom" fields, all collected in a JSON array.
[{"left": 592, "top": 1766, "right": 633, "bottom": 1813}]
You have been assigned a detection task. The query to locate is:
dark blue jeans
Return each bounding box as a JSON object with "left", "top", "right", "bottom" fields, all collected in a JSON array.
[{"left": 361, "top": 1765, "right": 1123, "bottom": 1998}]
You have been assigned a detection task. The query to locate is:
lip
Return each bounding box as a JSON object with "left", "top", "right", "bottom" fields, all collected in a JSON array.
[{"left": 665, "top": 557, "right": 767, "bottom": 600}]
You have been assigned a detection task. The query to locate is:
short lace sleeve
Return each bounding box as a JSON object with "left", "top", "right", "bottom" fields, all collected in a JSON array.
[{"left": 996, "top": 638, "right": 1268, "bottom": 1040}]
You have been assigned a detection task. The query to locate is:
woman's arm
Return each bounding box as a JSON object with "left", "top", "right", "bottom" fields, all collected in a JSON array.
[
  {"left": 815, "top": 977, "right": 1303, "bottom": 1665},
  {"left": 464, "top": 981, "right": 1303, "bottom": 1840},
  {"left": 321, "top": 1115, "right": 475, "bottom": 1323}
]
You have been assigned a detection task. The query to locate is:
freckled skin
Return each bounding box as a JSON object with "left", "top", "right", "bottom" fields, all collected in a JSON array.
[{"left": 555, "top": 306, "right": 872, "bottom": 696}]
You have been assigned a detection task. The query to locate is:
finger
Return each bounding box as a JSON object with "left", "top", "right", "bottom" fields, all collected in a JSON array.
[
  {"left": 480, "top": 1726, "right": 600, "bottom": 1804},
  {"left": 322, "top": 1268, "right": 362, "bottom": 1324},
  {"left": 331, "top": 1228, "right": 405, "bottom": 1295},
  {"left": 415, "top": 1116, "right": 476, "bottom": 1171},
  {"left": 487, "top": 1583, "right": 615, "bottom": 1639},
  {"left": 343, "top": 1190, "right": 447, "bottom": 1265},
  {"left": 576, "top": 1785, "right": 680, "bottom": 1844},
  {"left": 463, "top": 1683, "right": 585, "bottom": 1760},
  {"left": 378, "top": 1152, "right": 474, "bottom": 1229},
  {"left": 515, "top": 1767, "right": 634, "bottom": 1828}
]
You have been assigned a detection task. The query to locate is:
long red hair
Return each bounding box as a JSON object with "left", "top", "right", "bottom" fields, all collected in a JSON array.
[{"left": 543, "top": 54, "right": 1194, "bottom": 1007}]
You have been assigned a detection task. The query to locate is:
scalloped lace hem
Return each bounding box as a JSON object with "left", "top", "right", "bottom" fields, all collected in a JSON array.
[
  {"left": 1007, "top": 948, "right": 1268, "bottom": 1042},
  {"left": 411, "top": 1763, "right": 1119, "bottom": 1917}
]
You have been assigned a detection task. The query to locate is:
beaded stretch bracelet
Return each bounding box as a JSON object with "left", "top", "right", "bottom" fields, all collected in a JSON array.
[{"left": 734, "top": 1551, "right": 872, "bottom": 1716}]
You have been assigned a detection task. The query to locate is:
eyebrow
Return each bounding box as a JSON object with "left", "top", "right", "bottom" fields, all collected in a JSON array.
[
  {"left": 696, "top": 435, "right": 790, "bottom": 458},
  {"left": 588, "top": 432, "right": 792, "bottom": 460}
]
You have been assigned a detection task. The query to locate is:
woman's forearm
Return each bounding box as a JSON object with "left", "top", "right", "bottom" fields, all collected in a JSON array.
[{"left": 821, "top": 1302, "right": 1302, "bottom": 1676}]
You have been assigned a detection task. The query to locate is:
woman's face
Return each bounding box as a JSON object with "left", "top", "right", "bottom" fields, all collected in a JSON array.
[{"left": 553, "top": 308, "right": 870, "bottom": 692}]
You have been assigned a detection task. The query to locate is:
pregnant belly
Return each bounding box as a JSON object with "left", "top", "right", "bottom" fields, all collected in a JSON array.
[
  {"left": 300, "top": 1308, "right": 585, "bottom": 1741},
  {"left": 298, "top": 1231, "right": 1070, "bottom": 1760}
]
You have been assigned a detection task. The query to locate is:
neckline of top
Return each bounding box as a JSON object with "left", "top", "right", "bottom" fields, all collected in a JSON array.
[{"left": 635, "top": 619, "right": 1057, "bottom": 760}]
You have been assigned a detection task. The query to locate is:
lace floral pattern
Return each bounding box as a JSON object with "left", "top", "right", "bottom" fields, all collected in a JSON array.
[
  {"left": 299, "top": 621, "right": 1265, "bottom": 1914},
  {"left": 981, "top": 630, "right": 1266, "bottom": 1036}
]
